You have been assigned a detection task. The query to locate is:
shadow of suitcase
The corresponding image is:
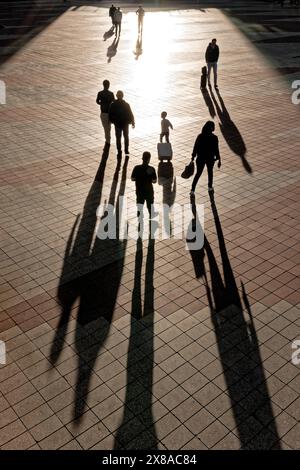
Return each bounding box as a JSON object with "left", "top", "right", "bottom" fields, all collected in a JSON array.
[{"left": 157, "top": 142, "right": 173, "bottom": 161}]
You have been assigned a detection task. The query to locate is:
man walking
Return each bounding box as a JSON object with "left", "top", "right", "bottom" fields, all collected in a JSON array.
[
  {"left": 96, "top": 80, "right": 115, "bottom": 145},
  {"left": 205, "top": 38, "right": 219, "bottom": 88},
  {"left": 109, "top": 90, "right": 135, "bottom": 158},
  {"left": 131, "top": 152, "right": 157, "bottom": 217},
  {"left": 136, "top": 5, "right": 145, "bottom": 34},
  {"left": 114, "top": 7, "right": 122, "bottom": 37},
  {"left": 109, "top": 4, "right": 116, "bottom": 27}
]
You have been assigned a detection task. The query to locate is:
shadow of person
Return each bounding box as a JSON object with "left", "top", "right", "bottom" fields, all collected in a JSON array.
[
  {"left": 188, "top": 195, "right": 281, "bottom": 449},
  {"left": 94, "top": 142, "right": 110, "bottom": 182},
  {"left": 133, "top": 34, "right": 143, "bottom": 60},
  {"left": 114, "top": 235, "right": 158, "bottom": 449},
  {"left": 50, "top": 157, "right": 129, "bottom": 423},
  {"left": 209, "top": 88, "right": 252, "bottom": 174},
  {"left": 158, "top": 161, "right": 176, "bottom": 238},
  {"left": 107, "top": 35, "right": 120, "bottom": 63},
  {"left": 201, "top": 88, "right": 216, "bottom": 118},
  {"left": 103, "top": 25, "right": 115, "bottom": 41}
]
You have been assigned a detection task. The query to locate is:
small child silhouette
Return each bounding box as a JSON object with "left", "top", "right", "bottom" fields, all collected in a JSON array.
[{"left": 160, "top": 111, "right": 173, "bottom": 143}]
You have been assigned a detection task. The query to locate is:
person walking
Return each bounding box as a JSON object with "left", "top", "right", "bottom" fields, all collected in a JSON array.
[
  {"left": 136, "top": 5, "right": 145, "bottom": 34},
  {"left": 96, "top": 80, "right": 115, "bottom": 145},
  {"left": 160, "top": 111, "right": 173, "bottom": 143},
  {"left": 109, "top": 90, "right": 135, "bottom": 158},
  {"left": 109, "top": 4, "right": 116, "bottom": 27},
  {"left": 131, "top": 152, "right": 157, "bottom": 217},
  {"left": 205, "top": 38, "right": 219, "bottom": 88},
  {"left": 190, "top": 121, "right": 221, "bottom": 195},
  {"left": 114, "top": 7, "right": 122, "bottom": 37}
]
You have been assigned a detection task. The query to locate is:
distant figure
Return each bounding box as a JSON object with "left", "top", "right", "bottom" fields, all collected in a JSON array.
[
  {"left": 109, "top": 90, "right": 135, "bottom": 158},
  {"left": 114, "top": 7, "right": 122, "bottom": 37},
  {"left": 205, "top": 38, "right": 219, "bottom": 89},
  {"left": 131, "top": 152, "right": 157, "bottom": 216},
  {"left": 96, "top": 80, "right": 115, "bottom": 145},
  {"left": 136, "top": 5, "right": 145, "bottom": 34},
  {"left": 160, "top": 111, "right": 173, "bottom": 143},
  {"left": 109, "top": 4, "right": 116, "bottom": 27},
  {"left": 190, "top": 121, "right": 221, "bottom": 195}
]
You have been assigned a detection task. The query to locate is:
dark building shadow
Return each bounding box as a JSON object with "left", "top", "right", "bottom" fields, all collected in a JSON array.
[
  {"left": 188, "top": 195, "right": 281, "bottom": 449},
  {"left": 158, "top": 161, "right": 176, "bottom": 238},
  {"left": 50, "top": 155, "right": 128, "bottom": 422},
  {"left": 107, "top": 35, "right": 120, "bottom": 63},
  {"left": 114, "top": 236, "right": 158, "bottom": 449},
  {"left": 201, "top": 88, "right": 216, "bottom": 118},
  {"left": 209, "top": 88, "right": 252, "bottom": 174}
]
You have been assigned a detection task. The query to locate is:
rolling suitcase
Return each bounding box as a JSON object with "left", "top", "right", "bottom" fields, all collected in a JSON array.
[
  {"left": 200, "top": 65, "right": 207, "bottom": 89},
  {"left": 157, "top": 142, "right": 173, "bottom": 161}
]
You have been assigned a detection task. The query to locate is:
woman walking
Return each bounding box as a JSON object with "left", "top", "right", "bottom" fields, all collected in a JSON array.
[{"left": 190, "top": 121, "right": 221, "bottom": 195}]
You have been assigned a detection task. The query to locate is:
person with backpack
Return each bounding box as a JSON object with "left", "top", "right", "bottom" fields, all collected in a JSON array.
[
  {"left": 190, "top": 121, "right": 221, "bottom": 195},
  {"left": 109, "top": 90, "right": 135, "bottom": 159},
  {"left": 205, "top": 38, "right": 219, "bottom": 88}
]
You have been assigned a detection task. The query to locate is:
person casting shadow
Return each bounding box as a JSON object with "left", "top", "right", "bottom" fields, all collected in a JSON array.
[
  {"left": 158, "top": 161, "right": 176, "bottom": 238},
  {"left": 114, "top": 236, "right": 158, "bottom": 449},
  {"left": 50, "top": 157, "right": 128, "bottom": 422},
  {"left": 209, "top": 88, "right": 252, "bottom": 174},
  {"left": 188, "top": 196, "right": 280, "bottom": 449}
]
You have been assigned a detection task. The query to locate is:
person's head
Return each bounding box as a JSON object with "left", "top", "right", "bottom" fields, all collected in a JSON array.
[
  {"left": 202, "top": 120, "right": 215, "bottom": 135},
  {"left": 116, "top": 90, "right": 124, "bottom": 100},
  {"left": 211, "top": 38, "right": 217, "bottom": 47},
  {"left": 142, "top": 151, "right": 151, "bottom": 164},
  {"left": 161, "top": 111, "right": 167, "bottom": 119},
  {"left": 103, "top": 80, "right": 110, "bottom": 90}
]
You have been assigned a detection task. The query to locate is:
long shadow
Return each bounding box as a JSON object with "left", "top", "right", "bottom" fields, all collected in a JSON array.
[
  {"left": 50, "top": 151, "right": 128, "bottom": 421},
  {"left": 188, "top": 195, "right": 281, "bottom": 449},
  {"left": 114, "top": 236, "right": 157, "bottom": 449},
  {"left": 133, "top": 33, "right": 143, "bottom": 60},
  {"left": 158, "top": 161, "right": 176, "bottom": 238},
  {"left": 107, "top": 35, "right": 120, "bottom": 63},
  {"left": 209, "top": 87, "right": 252, "bottom": 174},
  {"left": 201, "top": 88, "right": 216, "bottom": 118}
]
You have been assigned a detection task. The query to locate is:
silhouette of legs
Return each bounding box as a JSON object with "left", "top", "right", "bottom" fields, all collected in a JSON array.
[
  {"left": 100, "top": 112, "right": 111, "bottom": 144},
  {"left": 207, "top": 62, "right": 218, "bottom": 86},
  {"left": 191, "top": 160, "right": 214, "bottom": 192}
]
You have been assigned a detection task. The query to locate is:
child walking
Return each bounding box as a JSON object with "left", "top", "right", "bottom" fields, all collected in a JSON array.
[{"left": 160, "top": 111, "right": 173, "bottom": 143}]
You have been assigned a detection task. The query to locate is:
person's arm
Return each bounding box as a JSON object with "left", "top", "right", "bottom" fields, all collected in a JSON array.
[
  {"left": 108, "top": 102, "right": 115, "bottom": 123},
  {"left": 152, "top": 168, "right": 157, "bottom": 184},
  {"left": 205, "top": 46, "right": 209, "bottom": 63},
  {"left": 215, "top": 136, "right": 221, "bottom": 167},
  {"left": 96, "top": 92, "right": 101, "bottom": 105},
  {"left": 169, "top": 120, "right": 173, "bottom": 130},
  {"left": 131, "top": 167, "right": 137, "bottom": 182},
  {"left": 216, "top": 46, "right": 219, "bottom": 62},
  {"left": 128, "top": 104, "right": 135, "bottom": 128},
  {"left": 192, "top": 136, "right": 200, "bottom": 160}
]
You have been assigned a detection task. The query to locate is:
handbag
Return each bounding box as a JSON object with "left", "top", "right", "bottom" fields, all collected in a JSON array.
[{"left": 181, "top": 159, "right": 195, "bottom": 179}]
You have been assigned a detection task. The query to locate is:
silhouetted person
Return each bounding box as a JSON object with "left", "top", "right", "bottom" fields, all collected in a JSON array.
[
  {"left": 190, "top": 120, "right": 221, "bottom": 195},
  {"left": 131, "top": 152, "right": 157, "bottom": 216},
  {"left": 109, "top": 90, "right": 135, "bottom": 158},
  {"left": 96, "top": 80, "right": 114, "bottom": 145},
  {"left": 160, "top": 111, "right": 173, "bottom": 143},
  {"left": 136, "top": 5, "right": 145, "bottom": 34},
  {"left": 114, "top": 7, "right": 122, "bottom": 37},
  {"left": 205, "top": 38, "right": 219, "bottom": 88},
  {"left": 109, "top": 4, "right": 116, "bottom": 27}
]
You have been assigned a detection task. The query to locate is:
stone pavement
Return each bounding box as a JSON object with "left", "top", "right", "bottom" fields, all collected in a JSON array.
[{"left": 0, "top": 0, "right": 300, "bottom": 450}]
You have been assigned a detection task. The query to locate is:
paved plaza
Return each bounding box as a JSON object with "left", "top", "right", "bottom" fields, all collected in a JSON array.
[{"left": 0, "top": 0, "right": 300, "bottom": 450}]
